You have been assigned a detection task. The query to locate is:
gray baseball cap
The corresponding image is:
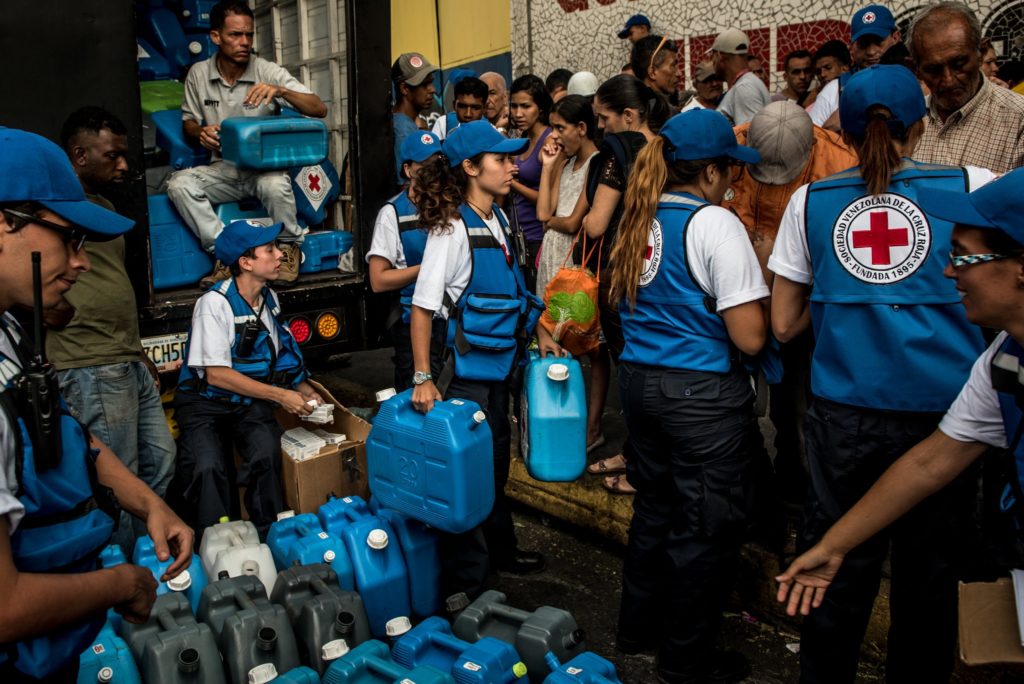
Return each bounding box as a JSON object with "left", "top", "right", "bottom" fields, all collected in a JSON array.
[{"left": 746, "top": 101, "right": 813, "bottom": 185}]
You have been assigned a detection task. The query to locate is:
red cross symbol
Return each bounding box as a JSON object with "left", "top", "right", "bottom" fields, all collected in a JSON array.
[
  {"left": 852, "top": 211, "right": 909, "bottom": 266},
  {"left": 645, "top": 245, "right": 653, "bottom": 260},
  {"left": 308, "top": 174, "right": 321, "bottom": 192}
]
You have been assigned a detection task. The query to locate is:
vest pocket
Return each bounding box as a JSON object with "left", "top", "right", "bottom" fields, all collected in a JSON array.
[
  {"left": 463, "top": 294, "right": 521, "bottom": 338},
  {"left": 453, "top": 331, "right": 517, "bottom": 381}
]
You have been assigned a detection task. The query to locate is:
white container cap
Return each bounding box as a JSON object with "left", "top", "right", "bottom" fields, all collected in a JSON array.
[
  {"left": 167, "top": 570, "right": 192, "bottom": 592},
  {"left": 323, "top": 549, "right": 337, "bottom": 563},
  {"left": 248, "top": 663, "right": 278, "bottom": 684},
  {"left": 376, "top": 388, "right": 397, "bottom": 402},
  {"left": 188, "top": 41, "right": 203, "bottom": 55},
  {"left": 386, "top": 616, "right": 412, "bottom": 637},
  {"left": 322, "top": 638, "right": 350, "bottom": 661},
  {"left": 276, "top": 510, "right": 296, "bottom": 521},
  {"left": 97, "top": 667, "right": 114, "bottom": 683},
  {"left": 367, "top": 529, "right": 389, "bottom": 549},
  {"left": 547, "top": 363, "right": 569, "bottom": 382},
  {"left": 473, "top": 410, "right": 486, "bottom": 424}
]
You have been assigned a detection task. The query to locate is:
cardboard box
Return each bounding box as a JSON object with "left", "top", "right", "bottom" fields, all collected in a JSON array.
[
  {"left": 958, "top": 579, "right": 1024, "bottom": 665},
  {"left": 277, "top": 379, "right": 372, "bottom": 514}
]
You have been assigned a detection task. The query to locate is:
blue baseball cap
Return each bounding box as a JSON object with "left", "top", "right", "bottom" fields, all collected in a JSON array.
[
  {"left": 839, "top": 65, "right": 925, "bottom": 137},
  {"left": 0, "top": 127, "right": 134, "bottom": 240},
  {"left": 400, "top": 131, "right": 443, "bottom": 168},
  {"left": 447, "top": 68, "right": 477, "bottom": 88},
  {"left": 215, "top": 219, "right": 283, "bottom": 265},
  {"left": 660, "top": 109, "right": 760, "bottom": 164},
  {"left": 442, "top": 120, "right": 527, "bottom": 167},
  {"left": 617, "top": 14, "right": 651, "bottom": 39},
  {"left": 918, "top": 168, "right": 1024, "bottom": 245},
  {"left": 851, "top": 5, "right": 896, "bottom": 43}
]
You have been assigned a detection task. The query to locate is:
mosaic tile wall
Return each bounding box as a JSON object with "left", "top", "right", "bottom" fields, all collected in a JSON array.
[{"left": 511, "top": 0, "right": 1024, "bottom": 91}]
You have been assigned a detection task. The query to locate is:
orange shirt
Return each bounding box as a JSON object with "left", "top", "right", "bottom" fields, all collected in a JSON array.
[{"left": 724, "top": 125, "right": 858, "bottom": 240}]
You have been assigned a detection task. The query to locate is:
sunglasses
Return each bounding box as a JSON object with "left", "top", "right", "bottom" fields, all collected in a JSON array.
[
  {"left": 947, "top": 250, "right": 1018, "bottom": 269},
  {"left": 3, "top": 209, "right": 87, "bottom": 253}
]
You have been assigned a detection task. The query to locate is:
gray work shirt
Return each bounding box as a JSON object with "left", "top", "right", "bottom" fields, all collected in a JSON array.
[{"left": 182, "top": 55, "right": 313, "bottom": 160}]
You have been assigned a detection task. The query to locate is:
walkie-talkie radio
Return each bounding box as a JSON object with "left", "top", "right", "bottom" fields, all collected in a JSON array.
[{"left": 13, "top": 252, "right": 63, "bottom": 470}]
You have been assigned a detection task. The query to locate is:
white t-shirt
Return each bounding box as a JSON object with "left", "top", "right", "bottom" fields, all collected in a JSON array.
[
  {"left": 717, "top": 72, "right": 771, "bottom": 126},
  {"left": 938, "top": 333, "right": 1009, "bottom": 448},
  {"left": 366, "top": 201, "right": 407, "bottom": 268},
  {"left": 0, "top": 314, "right": 25, "bottom": 533},
  {"left": 676, "top": 201, "right": 770, "bottom": 311},
  {"left": 808, "top": 78, "right": 839, "bottom": 127},
  {"left": 186, "top": 287, "right": 281, "bottom": 378},
  {"left": 680, "top": 97, "right": 707, "bottom": 113},
  {"left": 768, "top": 166, "right": 997, "bottom": 284},
  {"left": 412, "top": 211, "right": 509, "bottom": 319},
  {"left": 431, "top": 115, "right": 450, "bottom": 141}
]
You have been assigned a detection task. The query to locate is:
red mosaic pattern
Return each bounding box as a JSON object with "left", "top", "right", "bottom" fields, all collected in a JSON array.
[
  {"left": 776, "top": 20, "right": 851, "bottom": 70},
  {"left": 687, "top": 28, "right": 768, "bottom": 79}
]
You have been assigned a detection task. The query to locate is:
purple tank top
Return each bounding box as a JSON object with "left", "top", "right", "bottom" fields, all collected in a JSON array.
[{"left": 511, "top": 127, "right": 552, "bottom": 242}]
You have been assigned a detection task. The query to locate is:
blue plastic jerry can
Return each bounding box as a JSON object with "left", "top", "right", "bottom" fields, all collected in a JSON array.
[
  {"left": 133, "top": 535, "right": 209, "bottom": 612},
  {"left": 520, "top": 352, "right": 587, "bottom": 482},
  {"left": 151, "top": 108, "right": 210, "bottom": 170},
  {"left": 322, "top": 640, "right": 455, "bottom": 684},
  {"left": 79, "top": 622, "right": 141, "bottom": 684},
  {"left": 178, "top": 0, "right": 217, "bottom": 29},
  {"left": 219, "top": 117, "right": 329, "bottom": 170},
  {"left": 272, "top": 666, "right": 322, "bottom": 683},
  {"left": 334, "top": 505, "right": 411, "bottom": 638},
  {"left": 392, "top": 616, "right": 528, "bottom": 683},
  {"left": 299, "top": 231, "right": 353, "bottom": 274},
  {"left": 318, "top": 496, "right": 371, "bottom": 538},
  {"left": 542, "top": 652, "right": 621, "bottom": 683},
  {"left": 267, "top": 511, "right": 354, "bottom": 590},
  {"left": 137, "top": 38, "right": 172, "bottom": 81},
  {"left": 98, "top": 545, "right": 128, "bottom": 634},
  {"left": 367, "top": 390, "right": 494, "bottom": 534},
  {"left": 147, "top": 193, "right": 214, "bottom": 290},
  {"left": 373, "top": 505, "right": 441, "bottom": 618},
  {"left": 141, "top": 7, "right": 191, "bottom": 76}
]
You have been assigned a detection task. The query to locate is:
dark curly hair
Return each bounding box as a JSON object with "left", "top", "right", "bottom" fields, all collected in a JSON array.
[{"left": 415, "top": 153, "right": 486, "bottom": 234}]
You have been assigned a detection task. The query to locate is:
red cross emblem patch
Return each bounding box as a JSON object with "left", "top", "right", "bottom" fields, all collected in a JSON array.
[
  {"left": 639, "top": 219, "right": 663, "bottom": 287},
  {"left": 833, "top": 193, "right": 931, "bottom": 283}
]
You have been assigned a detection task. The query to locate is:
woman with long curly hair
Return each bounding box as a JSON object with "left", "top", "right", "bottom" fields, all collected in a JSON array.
[
  {"left": 408, "top": 120, "right": 564, "bottom": 596},
  {"left": 610, "top": 109, "right": 767, "bottom": 683}
]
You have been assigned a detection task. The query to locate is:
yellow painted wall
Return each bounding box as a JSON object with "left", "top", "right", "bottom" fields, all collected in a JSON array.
[
  {"left": 437, "top": 0, "right": 510, "bottom": 68},
  {"left": 390, "top": 0, "right": 440, "bottom": 64},
  {"left": 391, "top": 0, "right": 510, "bottom": 69}
]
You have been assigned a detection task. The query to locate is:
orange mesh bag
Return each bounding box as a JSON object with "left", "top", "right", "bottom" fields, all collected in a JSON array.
[{"left": 540, "top": 230, "right": 602, "bottom": 356}]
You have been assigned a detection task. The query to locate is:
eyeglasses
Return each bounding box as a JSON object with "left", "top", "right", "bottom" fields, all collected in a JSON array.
[
  {"left": 948, "top": 250, "right": 1017, "bottom": 269},
  {"left": 2, "top": 209, "right": 87, "bottom": 253}
]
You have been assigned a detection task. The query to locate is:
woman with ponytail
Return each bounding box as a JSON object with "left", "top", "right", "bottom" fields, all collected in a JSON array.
[
  {"left": 409, "top": 120, "right": 564, "bottom": 596},
  {"left": 582, "top": 74, "right": 670, "bottom": 493},
  {"left": 611, "top": 108, "right": 767, "bottom": 683},
  {"left": 769, "top": 65, "right": 996, "bottom": 683}
]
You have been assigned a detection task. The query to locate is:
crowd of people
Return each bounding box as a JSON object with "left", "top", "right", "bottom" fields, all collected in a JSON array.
[
  {"left": 381, "top": 2, "right": 1024, "bottom": 683},
  {"left": 4, "top": 0, "right": 1024, "bottom": 681}
]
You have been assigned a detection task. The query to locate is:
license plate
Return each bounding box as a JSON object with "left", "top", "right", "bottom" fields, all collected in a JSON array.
[{"left": 142, "top": 332, "right": 188, "bottom": 373}]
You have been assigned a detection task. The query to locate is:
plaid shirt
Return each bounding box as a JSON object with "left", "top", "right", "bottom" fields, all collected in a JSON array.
[{"left": 914, "top": 77, "right": 1024, "bottom": 174}]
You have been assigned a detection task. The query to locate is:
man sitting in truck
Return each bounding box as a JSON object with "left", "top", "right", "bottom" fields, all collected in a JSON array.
[
  {"left": 171, "top": 219, "right": 323, "bottom": 539},
  {"left": 166, "top": 0, "right": 327, "bottom": 290},
  {"left": 46, "top": 107, "right": 176, "bottom": 557}
]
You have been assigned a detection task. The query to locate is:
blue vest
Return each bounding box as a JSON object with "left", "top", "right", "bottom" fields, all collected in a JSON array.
[
  {"left": 447, "top": 204, "right": 544, "bottom": 381},
  {"left": 387, "top": 190, "right": 428, "bottom": 323},
  {"left": 0, "top": 319, "right": 114, "bottom": 678},
  {"left": 803, "top": 160, "right": 984, "bottom": 411},
  {"left": 990, "top": 337, "right": 1024, "bottom": 536},
  {"left": 619, "top": 193, "right": 734, "bottom": 372},
  {"left": 443, "top": 111, "right": 459, "bottom": 138},
  {"left": 178, "top": 278, "right": 309, "bottom": 403}
]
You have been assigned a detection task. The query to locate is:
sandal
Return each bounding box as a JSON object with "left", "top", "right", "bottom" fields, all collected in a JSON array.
[
  {"left": 602, "top": 474, "right": 637, "bottom": 495},
  {"left": 586, "top": 453, "right": 626, "bottom": 475},
  {"left": 586, "top": 435, "right": 606, "bottom": 454}
]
